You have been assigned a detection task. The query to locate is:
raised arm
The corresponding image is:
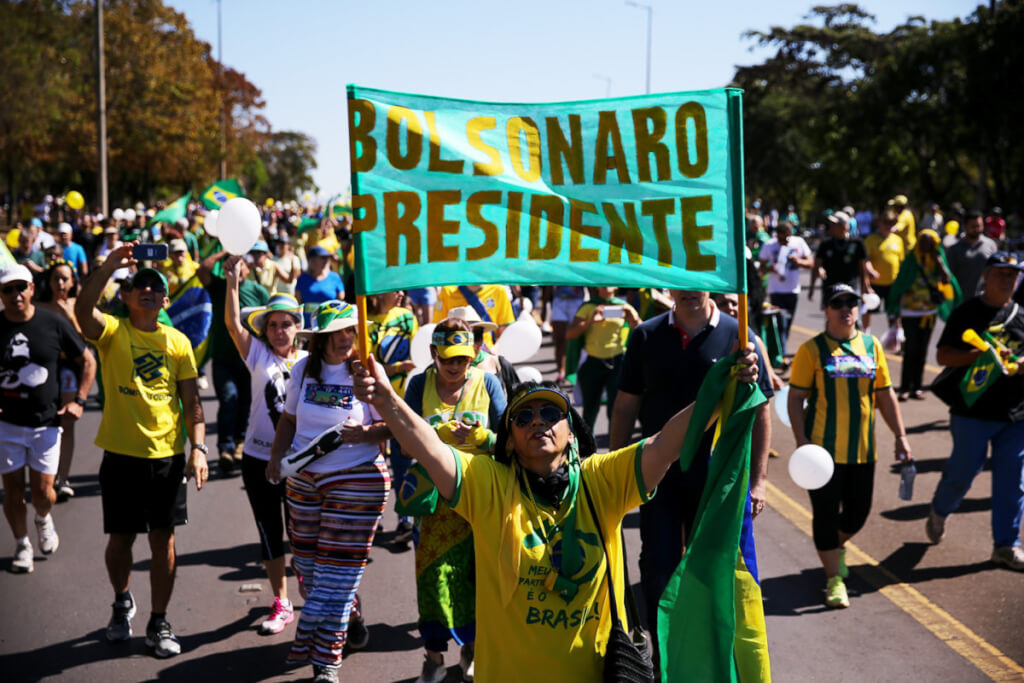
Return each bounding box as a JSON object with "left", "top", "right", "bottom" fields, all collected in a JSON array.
[
  {"left": 197, "top": 249, "right": 227, "bottom": 287},
  {"left": 352, "top": 355, "right": 458, "bottom": 500},
  {"left": 223, "top": 255, "right": 253, "bottom": 359},
  {"left": 76, "top": 241, "right": 137, "bottom": 339}
]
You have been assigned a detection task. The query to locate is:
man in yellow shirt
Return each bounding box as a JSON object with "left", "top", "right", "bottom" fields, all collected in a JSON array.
[
  {"left": 75, "top": 242, "right": 208, "bottom": 659},
  {"left": 864, "top": 211, "right": 905, "bottom": 331},
  {"left": 889, "top": 194, "right": 917, "bottom": 253}
]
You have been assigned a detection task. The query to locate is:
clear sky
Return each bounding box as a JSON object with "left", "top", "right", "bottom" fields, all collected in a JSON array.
[{"left": 168, "top": 0, "right": 980, "bottom": 197}]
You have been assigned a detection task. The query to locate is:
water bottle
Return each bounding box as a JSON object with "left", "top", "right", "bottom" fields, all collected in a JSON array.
[{"left": 898, "top": 459, "right": 916, "bottom": 501}]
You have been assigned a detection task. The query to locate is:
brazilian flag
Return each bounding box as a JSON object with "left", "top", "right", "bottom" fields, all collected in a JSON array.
[
  {"left": 658, "top": 356, "right": 771, "bottom": 683},
  {"left": 201, "top": 178, "right": 244, "bottom": 210},
  {"left": 167, "top": 273, "right": 213, "bottom": 367},
  {"left": 960, "top": 346, "right": 1002, "bottom": 407},
  {"left": 147, "top": 191, "right": 191, "bottom": 227}
]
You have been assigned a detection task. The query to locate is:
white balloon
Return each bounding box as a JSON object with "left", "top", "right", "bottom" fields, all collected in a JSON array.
[
  {"left": 774, "top": 385, "right": 791, "bottom": 427},
  {"left": 516, "top": 366, "right": 543, "bottom": 384},
  {"left": 494, "top": 318, "right": 542, "bottom": 364},
  {"left": 789, "top": 444, "right": 834, "bottom": 490},
  {"left": 410, "top": 323, "right": 437, "bottom": 369},
  {"left": 112, "top": 208, "right": 125, "bottom": 221},
  {"left": 861, "top": 292, "right": 880, "bottom": 312},
  {"left": 123, "top": 208, "right": 136, "bottom": 222},
  {"left": 204, "top": 210, "right": 219, "bottom": 237},
  {"left": 219, "top": 198, "right": 262, "bottom": 255}
]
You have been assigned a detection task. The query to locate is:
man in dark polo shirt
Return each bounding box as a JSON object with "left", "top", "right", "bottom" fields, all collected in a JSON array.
[
  {"left": 609, "top": 289, "right": 773, "bottom": 662},
  {"left": 809, "top": 210, "right": 872, "bottom": 307}
]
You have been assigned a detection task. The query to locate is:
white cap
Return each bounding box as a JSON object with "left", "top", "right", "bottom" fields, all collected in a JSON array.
[
  {"left": 57, "top": 222, "right": 73, "bottom": 234},
  {"left": 0, "top": 264, "right": 34, "bottom": 285}
]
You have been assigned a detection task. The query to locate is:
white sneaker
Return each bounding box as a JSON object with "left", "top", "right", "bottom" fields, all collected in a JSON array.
[
  {"left": 11, "top": 539, "right": 33, "bottom": 573},
  {"left": 35, "top": 514, "right": 59, "bottom": 554},
  {"left": 991, "top": 546, "right": 1024, "bottom": 571},
  {"left": 258, "top": 597, "right": 294, "bottom": 634},
  {"left": 197, "top": 375, "right": 209, "bottom": 390},
  {"left": 416, "top": 654, "right": 447, "bottom": 683}
]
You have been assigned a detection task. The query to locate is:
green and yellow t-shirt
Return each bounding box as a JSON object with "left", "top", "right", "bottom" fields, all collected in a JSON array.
[
  {"left": 449, "top": 441, "right": 652, "bottom": 682},
  {"left": 434, "top": 285, "right": 515, "bottom": 347},
  {"left": 864, "top": 232, "right": 905, "bottom": 286},
  {"left": 89, "top": 314, "right": 198, "bottom": 459},
  {"left": 574, "top": 302, "right": 634, "bottom": 359},
  {"left": 790, "top": 331, "right": 891, "bottom": 465},
  {"left": 368, "top": 306, "right": 418, "bottom": 396}
]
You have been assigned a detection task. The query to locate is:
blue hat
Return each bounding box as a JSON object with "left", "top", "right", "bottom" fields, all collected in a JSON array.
[
  {"left": 30, "top": 218, "right": 43, "bottom": 228},
  {"left": 307, "top": 245, "right": 331, "bottom": 258},
  {"left": 249, "top": 240, "right": 269, "bottom": 254}
]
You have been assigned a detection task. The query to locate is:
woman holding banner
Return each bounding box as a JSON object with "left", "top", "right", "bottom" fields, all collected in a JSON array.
[
  {"left": 401, "top": 318, "right": 506, "bottom": 683},
  {"left": 267, "top": 300, "right": 391, "bottom": 683},
  {"left": 350, "top": 343, "right": 759, "bottom": 681},
  {"left": 224, "top": 255, "right": 306, "bottom": 635}
]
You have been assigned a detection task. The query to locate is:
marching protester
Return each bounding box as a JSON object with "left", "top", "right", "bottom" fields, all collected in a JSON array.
[
  {"left": 224, "top": 255, "right": 306, "bottom": 634},
  {"left": 295, "top": 245, "right": 345, "bottom": 304},
  {"left": 352, "top": 339, "right": 760, "bottom": 680},
  {"left": 267, "top": 300, "right": 391, "bottom": 683},
  {"left": 609, "top": 288, "right": 772, "bottom": 665},
  {"left": 75, "top": 243, "right": 208, "bottom": 657},
  {"left": 926, "top": 253, "right": 1024, "bottom": 570},
  {"left": 402, "top": 318, "right": 506, "bottom": 683},
  {"left": 35, "top": 259, "right": 92, "bottom": 500},
  {"left": 1, "top": 264, "right": 95, "bottom": 573},
  {"left": 788, "top": 284, "right": 911, "bottom": 608},
  {"left": 759, "top": 221, "right": 814, "bottom": 356}
]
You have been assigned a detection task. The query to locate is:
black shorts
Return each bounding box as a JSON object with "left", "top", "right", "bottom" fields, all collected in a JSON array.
[{"left": 100, "top": 451, "right": 188, "bottom": 534}]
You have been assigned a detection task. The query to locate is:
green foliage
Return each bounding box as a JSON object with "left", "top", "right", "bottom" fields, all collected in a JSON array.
[
  {"left": 259, "top": 131, "right": 319, "bottom": 201},
  {"left": 733, "top": 1, "right": 1024, "bottom": 219},
  {"left": 0, "top": 0, "right": 314, "bottom": 209}
]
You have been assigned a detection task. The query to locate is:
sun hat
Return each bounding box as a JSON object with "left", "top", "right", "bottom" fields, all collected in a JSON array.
[
  {"left": 505, "top": 384, "right": 571, "bottom": 428},
  {"left": 0, "top": 264, "right": 34, "bottom": 286},
  {"left": 247, "top": 292, "right": 303, "bottom": 334},
  {"left": 444, "top": 305, "right": 498, "bottom": 332},
  {"left": 297, "top": 299, "right": 358, "bottom": 337},
  {"left": 431, "top": 328, "right": 476, "bottom": 359}
]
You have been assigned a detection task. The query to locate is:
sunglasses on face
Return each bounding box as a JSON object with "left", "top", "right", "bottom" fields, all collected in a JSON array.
[
  {"left": 510, "top": 404, "right": 566, "bottom": 428},
  {"left": 1, "top": 282, "right": 29, "bottom": 295},
  {"left": 829, "top": 297, "right": 859, "bottom": 310},
  {"left": 437, "top": 355, "right": 471, "bottom": 366}
]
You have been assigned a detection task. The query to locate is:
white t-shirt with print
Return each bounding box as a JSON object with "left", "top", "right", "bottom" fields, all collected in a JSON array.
[
  {"left": 283, "top": 356, "right": 382, "bottom": 473},
  {"left": 243, "top": 341, "right": 307, "bottom": 460},
  {"left": 760, "top": 236, "right": 812, "bottom": 294}
]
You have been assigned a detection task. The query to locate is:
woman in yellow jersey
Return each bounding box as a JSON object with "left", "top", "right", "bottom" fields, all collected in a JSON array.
[
  {"left": 353, "top": 340, "right": 760, "bottom": 682},
  {"left": 402, "top": 318, "right": 507, "bottom": 683},
  {"left": 565, "top": 286, "right": 640, "bottom": 430},
  {"left": 788, "top": 284, "right": 912, "bottom": 609}
]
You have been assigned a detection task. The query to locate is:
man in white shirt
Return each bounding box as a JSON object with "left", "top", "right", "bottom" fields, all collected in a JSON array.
[{"left": 759, "top": 221, "right": 814, "bottom": 358}]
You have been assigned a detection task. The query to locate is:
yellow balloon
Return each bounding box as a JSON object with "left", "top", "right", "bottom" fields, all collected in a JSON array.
[
  {"left": 265, "top": 197, "right": 275, "bottom": 207},
  {"left": 6, "top": 228, "right": 20, "bottom": 249},
  {"left": 66, "top": 190, "right": 85, "bottom": 210},
  {"left": 945, "top": 220, "right": 959, "bottom": 237}
]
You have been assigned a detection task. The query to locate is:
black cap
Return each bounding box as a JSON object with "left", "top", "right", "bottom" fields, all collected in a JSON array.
[
  {"left": 825, "top": 283, "right": 862, "bottom": 304},
  {"left": 986, "top": 252, "right": 1022, "bottom": 270}
]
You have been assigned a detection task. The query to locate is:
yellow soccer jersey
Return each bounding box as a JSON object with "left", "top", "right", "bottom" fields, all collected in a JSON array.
[
  {"left": 90, "top": 314, "right": 198, "bottom": 458},
  {"left": 449, "top": 441, "right": 652, "bottom": 681}
]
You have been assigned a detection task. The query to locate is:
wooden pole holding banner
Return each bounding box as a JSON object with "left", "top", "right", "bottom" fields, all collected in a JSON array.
[
  {"left": 737, "top": 293, "right": 748, "bottom": 351},
  {"left": 357, "top": 295, "right": 369, "bottom": 364}
]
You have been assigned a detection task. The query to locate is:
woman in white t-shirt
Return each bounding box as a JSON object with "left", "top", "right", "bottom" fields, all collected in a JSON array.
[
  {"left": 224, "top": 256, "right": 306, "bottom": 636},
  {"left": 267, "top": 300, "right": 392, "bottom": 683}
]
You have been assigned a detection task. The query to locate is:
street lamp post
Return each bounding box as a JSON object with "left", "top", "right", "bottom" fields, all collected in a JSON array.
[
  {"left": 625, "top": 1, "right": 653, "bottom": 94},
  {"left": 95, "top": 0, "right": 108, "bottom": 215}
]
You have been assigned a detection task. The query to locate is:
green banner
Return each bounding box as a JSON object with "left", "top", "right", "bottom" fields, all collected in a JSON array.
[{"left": 347, "top": 86, "right": 745, "bottom": 295}]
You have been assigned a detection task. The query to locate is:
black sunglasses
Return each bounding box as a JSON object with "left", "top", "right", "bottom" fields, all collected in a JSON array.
[
  {"left": 829, "top": 297, "right": 859, "bottom": 310},
  {"left": 1, "top": 282, "right": 29, "bottom": 295},
  {"left": 510, "top": 404, "right": 566, "bottom": 428},
  {"left": 129, "top": 278, "right": 166, "bottom": 293}
]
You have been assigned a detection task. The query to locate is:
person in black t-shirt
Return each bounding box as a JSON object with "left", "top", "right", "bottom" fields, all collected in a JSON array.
[
  {"left": 926, "top": 252, "right": 1024, "bottom": 571},
  {"left": 809, "top": 211, "right": 873, "bottom": 308},
  {"left": 0, "top": 264, "right": 95, "bottom": 574}
]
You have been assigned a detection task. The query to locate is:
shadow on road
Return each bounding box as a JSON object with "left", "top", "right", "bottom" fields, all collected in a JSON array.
[
  {"left": 879, "top": 496, "right": 991, "bottom": 521},
  {"left": 132, "top": 543, "right": 273, "bottom": 583},
  {"left": 760, "top": 567, "right": 834, "bottom": 616},
  {"left": 905, "top": 419, "right": 949, "bottom": 435}
]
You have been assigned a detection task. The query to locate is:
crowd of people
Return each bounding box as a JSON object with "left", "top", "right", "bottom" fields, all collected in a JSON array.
[{"left": 1, "top": 190, "right": 1022, "bottom": 682}]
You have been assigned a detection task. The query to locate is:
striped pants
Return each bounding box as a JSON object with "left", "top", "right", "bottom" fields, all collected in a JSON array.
[{"left": 285, "top": 456, "right": 390, "bottom": 668}]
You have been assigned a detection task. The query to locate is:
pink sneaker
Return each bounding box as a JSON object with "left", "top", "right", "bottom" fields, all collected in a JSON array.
[{"left": 259, "top": 597, "right": 294, "bottom": 634}]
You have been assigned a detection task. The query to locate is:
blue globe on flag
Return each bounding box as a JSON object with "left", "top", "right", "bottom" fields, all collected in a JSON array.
[{"left": 213, "top": 190, "right": 228, "bottom": 203}]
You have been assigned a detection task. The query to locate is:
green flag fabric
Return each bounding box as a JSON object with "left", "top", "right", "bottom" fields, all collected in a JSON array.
[
  {"left": 347, "top": 85, "right": 747, "bottom": 296},
  {"left": 201, "top": 178, "right": 244, "bottom": 210},
  {"left": 147, "top": 191, "right": 191, "bottom": 227},
  {"left": 658, "top": 356, "right": 769, "bottom": 682},
  {"left": 959, "top": 345, "right": 1003, "bottom": 407}
]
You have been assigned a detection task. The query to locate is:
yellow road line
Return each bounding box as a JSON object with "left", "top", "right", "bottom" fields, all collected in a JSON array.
[
  {"left": 767, "top": 481, "right": 1024, "bottom": 681},
  {"left": 790, "top": 323, "right": 944, "bottom": 376}
]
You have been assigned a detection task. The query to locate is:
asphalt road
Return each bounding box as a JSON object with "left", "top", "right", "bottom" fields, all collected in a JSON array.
[{"left": 1, "top": 291, "right": 1022, "bottom": 682}]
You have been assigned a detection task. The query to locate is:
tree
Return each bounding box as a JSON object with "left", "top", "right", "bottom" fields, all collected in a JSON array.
[{"left": 259, "top": 131, "right": 318, "bottom": 201}]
